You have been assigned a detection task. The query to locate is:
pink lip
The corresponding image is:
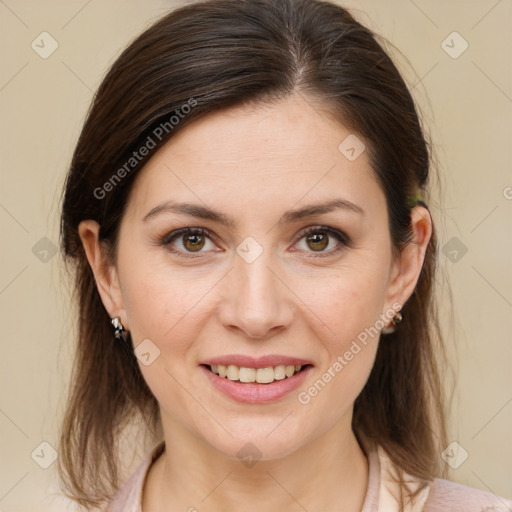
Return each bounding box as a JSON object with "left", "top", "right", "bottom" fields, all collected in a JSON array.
[
  {"left": 201, "top": 354, "right": 313, "bottom": 368},
  {"left": 200, "top": 364, "right": 313, "bottom": 404}
]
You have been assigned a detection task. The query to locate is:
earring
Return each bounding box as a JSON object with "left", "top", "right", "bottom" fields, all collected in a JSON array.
[
  {"left": 381, "top": 311, "right": 403, "bottom": 335},
  {"left": 111, "top": 316, "right": 126, "bottom": 341}
]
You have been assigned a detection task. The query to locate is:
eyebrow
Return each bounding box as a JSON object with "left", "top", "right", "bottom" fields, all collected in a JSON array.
[{"left": 142, "top": 198, "right": 365, "bottom": 226}]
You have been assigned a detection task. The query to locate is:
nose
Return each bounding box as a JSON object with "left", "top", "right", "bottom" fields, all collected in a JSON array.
[{"left": 217, "top": 251, "right": 294, "bottom": 340}]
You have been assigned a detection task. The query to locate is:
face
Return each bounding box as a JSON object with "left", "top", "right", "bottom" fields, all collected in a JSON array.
[{"left": 81, "top": 93, "right": 428, "bottom": 461}]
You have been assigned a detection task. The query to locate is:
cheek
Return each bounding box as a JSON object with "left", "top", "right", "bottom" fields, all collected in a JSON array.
[
  {"left": 295, "top": 276, "right": 383, "bottom": 422},
  {"left": 118, "top": 244, "right": 217, "bottom": 345},
  {"left": 117, "top": 261, "right": 217, "bottom": 418},
  {"left": 295, "top": 261, "right": 389, "bottom": 351},
  {"left": 290, "top": 261, "right": 388, "bottom": 410}
]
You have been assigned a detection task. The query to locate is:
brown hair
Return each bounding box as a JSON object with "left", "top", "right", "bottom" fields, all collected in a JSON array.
[{"left": 58, "top": 0, "right": 451, "bottom": 509}]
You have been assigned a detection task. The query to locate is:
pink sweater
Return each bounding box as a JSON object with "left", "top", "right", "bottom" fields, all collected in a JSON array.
[{"left": 108, "top": 438, "right": 511, "bottom": 512}]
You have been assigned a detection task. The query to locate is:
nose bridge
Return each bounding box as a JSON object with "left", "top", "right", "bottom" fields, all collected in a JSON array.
[{"left": 218, "top": 240, "right": 293, "bottom": 338}]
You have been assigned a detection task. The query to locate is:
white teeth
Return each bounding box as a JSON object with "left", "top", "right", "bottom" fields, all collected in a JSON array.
[
  {"left": 256, "top": 367, "right": 274, "bottom": 383},
  {"left": 285, "top": 365, "right": 295, "bottom": 377},
  {"left": 208, "top": 363, "right": 305, "bottom": 383},
  {"left": 239, "top": 367, "right": 256, "bottom": 383},
  {"left": 274, "top": 365, "right": 286, "bottom": 380},
  {"left": 226, "top": 364, "right": 239, "bottom": 381}
]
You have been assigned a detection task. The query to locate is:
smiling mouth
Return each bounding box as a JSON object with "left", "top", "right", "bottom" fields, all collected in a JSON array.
[{"left": 202, "top": 363, "right": 312, "bottom": 384}]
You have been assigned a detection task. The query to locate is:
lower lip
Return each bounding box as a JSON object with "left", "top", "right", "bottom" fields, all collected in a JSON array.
[{"left": 200, "top": 364, "right": 313, "bottom": 404}]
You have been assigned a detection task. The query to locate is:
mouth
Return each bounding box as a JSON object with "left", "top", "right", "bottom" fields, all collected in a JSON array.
[
  {"left": 201, "top": 363, "right": 313, "bottom": 384},
  {"left": 199, "top": 354, "right": 314, "bottom": 403},
  {"left": 199, "top": 358, "right": 314, "bottom": 404}
]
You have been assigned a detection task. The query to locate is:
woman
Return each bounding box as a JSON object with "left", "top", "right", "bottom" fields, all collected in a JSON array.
[{"left": 57, "top": 0, "right": 512, "bottom": 510}]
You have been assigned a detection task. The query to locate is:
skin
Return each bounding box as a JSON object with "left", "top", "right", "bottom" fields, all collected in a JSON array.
[{"left": 79, "top": 93, "right": 432, "bottom": 512}]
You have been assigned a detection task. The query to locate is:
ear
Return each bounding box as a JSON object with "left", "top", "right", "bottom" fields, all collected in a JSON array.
[
  {"left": 383, "top": 205, "right": 433, "bottom": 315},
  {"left": 78, "top": 220, "right": 128, "bottom": 329}
]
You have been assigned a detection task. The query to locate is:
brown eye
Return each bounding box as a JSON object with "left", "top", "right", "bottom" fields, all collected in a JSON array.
[
  {"left": 162, "top": 227, "right": 217, "bottom": 256},
  {"left": 306, "top": 232, "right": 329, "bottom": 251},
  {"left": 294, "top": 226, "right": 350, "bottom": 257},
  {"left": 182, "top": 233, "right": 206, "bottom": 252}
]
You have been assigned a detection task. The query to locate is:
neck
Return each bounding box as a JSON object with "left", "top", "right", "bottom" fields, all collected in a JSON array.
[{"left": 143, "top": 415, "right": 369, "bottom": 512}]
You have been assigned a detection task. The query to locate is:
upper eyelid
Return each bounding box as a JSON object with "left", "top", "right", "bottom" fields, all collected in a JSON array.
[
  {"left": 162, "top": 226, "right": 215, "bottom": 243},
  {"left": 163, "top": 225, "right": 344, "bottom": 242}
]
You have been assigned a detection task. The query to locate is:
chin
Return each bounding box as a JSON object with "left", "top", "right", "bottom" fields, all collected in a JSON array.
[{"left": 201, "top": 421, "right": 308, "bottom": 463}]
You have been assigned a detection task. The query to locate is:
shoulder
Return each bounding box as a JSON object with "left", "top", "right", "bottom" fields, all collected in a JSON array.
[
  {"left": 108, "top": 463, "right": 146, "bottom": 512},
  {"left": 108, "top": 440, "right": 165, "bottom": 512},
  {"left": 424, "top": 477, "right": 512, "bottom": 512},
  {"left": 371, "top": 439, "right": 511, "bottom": 512}
]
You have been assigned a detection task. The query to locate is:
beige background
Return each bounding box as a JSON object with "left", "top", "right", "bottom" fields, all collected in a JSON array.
[{"left": 1, "top": 0, "right": 511, "bottom": 510}]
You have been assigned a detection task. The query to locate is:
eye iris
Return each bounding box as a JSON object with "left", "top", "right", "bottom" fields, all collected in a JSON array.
[
  {"left": 306, "top": 232, "right": 328, "bottom": 251},
  {"left": 183, "top": 233, "right": 205, "bottom": 252}
]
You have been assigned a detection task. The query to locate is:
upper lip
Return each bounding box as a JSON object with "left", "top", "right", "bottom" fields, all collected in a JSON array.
[{"left": 201, "top": 354, "right": 313, "bottom": 368}]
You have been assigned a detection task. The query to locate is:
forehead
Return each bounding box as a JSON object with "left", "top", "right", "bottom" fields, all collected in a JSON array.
[{"left": 124, "top": 94, "right": 384, "bottom": 223}]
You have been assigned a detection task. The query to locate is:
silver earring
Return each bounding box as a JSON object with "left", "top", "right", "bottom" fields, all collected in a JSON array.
[
  {"left": 111, "top": 316, "right": 126, "bottom": 341},
  {"left": 381, "top": 311, "right": 403, "bottom": 335}
]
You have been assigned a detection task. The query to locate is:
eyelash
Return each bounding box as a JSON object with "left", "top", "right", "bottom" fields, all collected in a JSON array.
[{"left": 160, "top": 225, "right": 351, "bottom": 259}]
